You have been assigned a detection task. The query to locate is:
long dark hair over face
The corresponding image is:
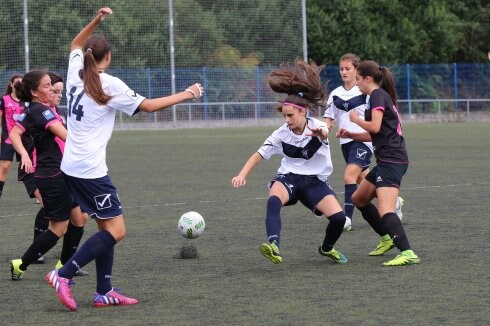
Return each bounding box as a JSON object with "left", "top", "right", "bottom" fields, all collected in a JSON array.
[
  {"left": 357, "top": 60, "right": 398, "bottom": 106},
  {"left": 268, "top": 58, "right": 328, "bottom": 113}
]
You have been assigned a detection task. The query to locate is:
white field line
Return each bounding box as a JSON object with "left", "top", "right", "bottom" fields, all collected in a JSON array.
[{"left": 1, "top": 181, "right": 489, "bottom": 218}]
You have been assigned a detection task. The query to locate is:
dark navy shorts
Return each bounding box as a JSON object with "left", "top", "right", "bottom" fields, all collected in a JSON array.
[
  {"left": 64, "top": 173, "right": 123, "bottom": 219},
  {"left": 341, "top": 141, "right": 372, "bottom": 170},
  {"left": 35, "top": 174, "right": 78, "bottom": 221},
  {"left": 0, "top": 141, "right": 19, "bottom": 161},
  {"left": 365, "top": 162, "right": 408, "bottom": 189},
  {"left": 269, "top": 173, "right": 337, "bottom": 211}
]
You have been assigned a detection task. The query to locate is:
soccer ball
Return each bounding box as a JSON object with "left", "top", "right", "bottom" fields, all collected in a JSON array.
[{"left": 178, "top": 211, "right": 205, "bottom": 239}]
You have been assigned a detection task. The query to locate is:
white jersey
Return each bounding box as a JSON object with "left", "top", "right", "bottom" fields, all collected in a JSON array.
[
  {"left": 324, "top": 85, "right": 373, "bottom": 151},
  {"left": 258, "top": 118, "right": 333, "bottom": 181},
  {"left": 61, "top": 49, "right": 146, "bottom": 178}
]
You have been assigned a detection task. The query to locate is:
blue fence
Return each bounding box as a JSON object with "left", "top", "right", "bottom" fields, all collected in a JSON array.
[{"left": 1, "top": 63, "right": 489, "bottom": 116}]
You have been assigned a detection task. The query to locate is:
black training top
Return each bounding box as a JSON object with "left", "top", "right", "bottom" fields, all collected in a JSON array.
[{"left": 365, "top": 88, "right": 409, "bottom": 163}]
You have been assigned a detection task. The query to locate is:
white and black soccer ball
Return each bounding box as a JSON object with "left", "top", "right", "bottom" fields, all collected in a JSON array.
[{"left": 178, "top": 211, "right": 205, "bottom": 239}]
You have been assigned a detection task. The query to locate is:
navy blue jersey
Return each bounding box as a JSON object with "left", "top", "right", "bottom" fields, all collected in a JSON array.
[
  {"left": 16, "top": 102, "right": 64, "bottom": 177},
  {"left": 366, "top": 88, "right": 408, "bottom": 163}
]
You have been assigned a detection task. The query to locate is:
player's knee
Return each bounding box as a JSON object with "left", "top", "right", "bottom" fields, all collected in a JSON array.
[{"left": 327, "top": 211, "right": 346, "bottom": 226}]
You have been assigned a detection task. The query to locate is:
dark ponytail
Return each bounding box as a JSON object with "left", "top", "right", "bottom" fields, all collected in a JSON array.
[
  {"left": 81, "top": 34, "right": 112, "bottom": 105},
  {"left": 14, "top": 70, "right": 47, "bottom": 102},
  {"left": 5, "top": 74, "right": 23, "bottom": 95},
  {"left": 357, "top": 60, "right": 398, "bottom": 106}
]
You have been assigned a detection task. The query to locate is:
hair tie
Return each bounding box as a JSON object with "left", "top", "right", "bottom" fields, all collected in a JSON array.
[
  {"left": 379, "top": 66, "right": 383, "bottom": 71},
  {"left": 298, "top": 92, "right": 304, "bottom": 97},
  {"left": 86, "top": 48, "right": 93, "bottom": 53}
]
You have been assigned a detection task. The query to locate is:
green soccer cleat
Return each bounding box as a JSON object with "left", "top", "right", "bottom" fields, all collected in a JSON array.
[
  {"left": 383, "top": 250, "right": 420, "bottom": 266},
  {"left": 259, "top": 241, "right": 282, "bottom": 264},
  {"left": 11, "top": 259, "right": 25, "bottom": 280},
  {"left": 318, "top": 246, "right": 348, "bottom": 264},
  {"left": 369, "top": 237, "right": 395, "bottom": 256}
]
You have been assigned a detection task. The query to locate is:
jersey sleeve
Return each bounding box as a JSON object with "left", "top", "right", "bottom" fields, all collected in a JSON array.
[
  {"left": 0, "top": 97, "right": 5, "bottom": 112},
  {"left": 67, "top": 49, "right": 84, "bottom": 90},
  {"left": 369, "top": 91, "right": 386, "bottom": 112},
  {"left": 323, "top": 93, "right": 336, "bottom": 119},
  {"left": 257, "top": 130, "right": 282, "bottom": 160},
  {"left": 106, "top": 76, "right": 146, "bottom": 116}
]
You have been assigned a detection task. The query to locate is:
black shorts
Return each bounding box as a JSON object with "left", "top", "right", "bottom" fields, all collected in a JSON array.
[
  {"left": 20, "top": 173, "right": 37, "bottom": 198},
  {"left": 365, "top": 162, "right": 408, "bottom": 189},
  {"left": 269, "top": 173, "right": 337, "bottom": 210},
  {"left": 0, "top": 141, "right": 19, "bottom": 161},
  {"left": 35, "top": 174, "right": 78, "bottom": 221}
]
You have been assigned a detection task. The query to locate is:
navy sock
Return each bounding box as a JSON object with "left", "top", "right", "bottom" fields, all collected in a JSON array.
[
  {"left": 95, "top": 245, "right": 114, "bottom": 294},
  {"left": 321, "top": 211, "right": 346, "bottom": 252},
  {"left": 33, "top": 208, "right": 48, "bottom": 240},
  {"left": 60, "top": 223, "right": 84, "bottom": 264},
  {"left": 20, "top": 230, "right": 59, "bottom": 270},
  {"left": 59, "top": 230, "right": 116, "bottom": 279},
  {"left": 359, "top": 203, "right": 389, "bottom": 236},
  {"left": 265, "top": 196, "right": 282, "bottom": 247},
  {"left": 382, "top": 212, "right": 412, "bottom": 251},
  {"left": 344, "top": 184, "right": 357, "bottom": 220}
]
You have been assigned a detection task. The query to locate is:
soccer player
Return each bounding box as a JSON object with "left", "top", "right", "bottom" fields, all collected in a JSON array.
[
  {"left": 323, "top": 53, "right": 404, "bottom": 231},
  {"left": 338, "top": 60, "right": 419, "bottom": 266},
  {"left": 0, "top": 74, "right": 42, "bottom": 204},
  {"left": 9, "top": 70, "right": 88, "bottom": 280},
  {"left": 231, "top": 58, "right": 348, "bottom": 265},
  {"left": 45, "top": 7, "right": 204, "bottom": 311}
]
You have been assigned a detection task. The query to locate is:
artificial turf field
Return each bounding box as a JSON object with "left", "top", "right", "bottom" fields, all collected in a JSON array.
[{"left": 1, "top": 122, "right": 488, "bottom": 325}]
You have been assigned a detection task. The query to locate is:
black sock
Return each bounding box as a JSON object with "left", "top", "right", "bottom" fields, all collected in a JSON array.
[
  {"left": 382, "top": 212, "right": 411, "bottom": 251},
  {"left": 20, "top": 230, "right": 59, "bottom": 270},
  {"left": 321, "top": 211, "right": 346, "bottom": 252},
  {"left": 358, "top": 203, "right": 389, "bottom": 236},
  {"left": 0, "top": 180, "right": 4, "bottom": 198},
  {"left": 344, "top": 184, "right": 357, "bottom": 220},
  {"left": 60, "top": 223, "right": 85, "bottom": 264},
  {"left": 33, "top": 208, "right": 48, "bottom": 240}
]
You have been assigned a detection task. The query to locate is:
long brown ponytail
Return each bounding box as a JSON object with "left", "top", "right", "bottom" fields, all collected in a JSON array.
[{"left": 81, "top": 34, "right": 112, "bottom": 105}]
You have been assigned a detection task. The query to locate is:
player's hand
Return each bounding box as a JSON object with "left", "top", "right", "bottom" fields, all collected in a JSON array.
[
  {"left": 185, "top": 83, "right": 204, "bottom": 99},
  {"left": 97, "top": 7, "right": 113, "bottom": 21},
  {"left": 349, "top": 110, "right": 360, "bottom": 122},
  {"left": 231, "top": 175, "right": 247, "bottom": 187},
  {"left": 20, "top": 154, "right": 33, "bottom": 174},
  {"left": 306, "top": 125, "right": 328, "bottom": 139},
  {"left": 336, "top": 128, "right": 350, "bottom": 138}
]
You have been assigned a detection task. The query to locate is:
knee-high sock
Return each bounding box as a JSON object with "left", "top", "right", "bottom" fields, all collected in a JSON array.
[
  {"left": 344, "top": 184, "right": 357, "bottom": 219},
  {"left": 0, "top": 181, "right": 4, "bottom": 198},
  {"left": 59, "top": 230, "right": 116, "bottom": 279},
  {"left": 382, "top": 212, "right": 412, "bottom": 251},
  {"left": 358, "top": 203, "right": 389, "bottom": 236},
  {"left": 265, "top": 196, "right": 282, "bottom": 247},
  {"left": 20, "top": 230, "right": 59, "bottom": 270},
  {"left": 95, "top": 245, "right": 114, "bottom": 295},
  {"left": 33, "top": 208, "right": 48, "bottom": 240},
  {"left": 60, "top": 223, "right": 84, "bottom": 264},
  {"left": 321, "top": 212, "right": 346, "bottom": 252}
]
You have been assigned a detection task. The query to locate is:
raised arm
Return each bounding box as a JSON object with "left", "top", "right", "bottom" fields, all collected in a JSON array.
[
  {"left": 71, "top": 7, "right": 113, "bottom": 51},
  {"left": 137, "top": 83, "right": 204, "bottom": 113}
]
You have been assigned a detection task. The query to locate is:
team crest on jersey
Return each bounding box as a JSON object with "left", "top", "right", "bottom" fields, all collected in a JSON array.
[
  {"left": 42, "top": 109, "right": 55, "bottom": 120},
  {"left": 17, "top": 113, "right": 26, "bottom": 122},
  {"left": 125, "top": 89, "right": 141, "bottom": 101}
]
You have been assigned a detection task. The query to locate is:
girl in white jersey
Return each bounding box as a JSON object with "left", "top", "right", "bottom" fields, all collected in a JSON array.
[
  {"left": 232, "top": 59, "right": 348, "bottom": 265},
  {"left": 46, "top": 7, "right": 204, "bottom": 311}
]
